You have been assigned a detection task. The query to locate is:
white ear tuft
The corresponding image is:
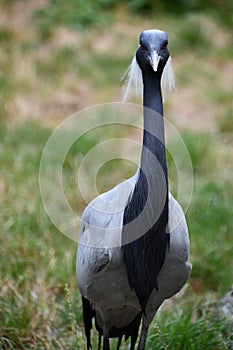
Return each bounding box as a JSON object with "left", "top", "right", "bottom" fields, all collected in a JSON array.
[
  {"left": 122, "top": 54, "right": 142, "bottom": 102},
  {"left": 122, "top": 55, "right": 176, "bottom": 102},
  {"left": 161, "top": 57, "right": 176, "bottom": 100}
]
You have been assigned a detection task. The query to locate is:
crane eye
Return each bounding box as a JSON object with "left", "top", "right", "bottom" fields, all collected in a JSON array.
[
  {"left": 161, "top": 43, "right": 168, "bottom": 49},
  {"left": 140, "top": 44, "right": 146, "bottom": 50}
]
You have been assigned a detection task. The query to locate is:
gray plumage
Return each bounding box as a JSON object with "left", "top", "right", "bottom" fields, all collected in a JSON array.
[{"left": 76, "top": 29, "right": 191, "bottom": 350}]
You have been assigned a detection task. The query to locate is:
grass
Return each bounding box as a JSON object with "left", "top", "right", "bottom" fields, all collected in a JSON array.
[
  {"left": 147, "top": 300, "right": 229, "bottom": 350},
  {"left": 34, "top": 0, "right": 116, "bottom": 39},
  {"left": 1, "top": 122, "right": 232, "bottom": 349},
  {"left": 0, "top": 1, "right": 233, "bottom": 349}
]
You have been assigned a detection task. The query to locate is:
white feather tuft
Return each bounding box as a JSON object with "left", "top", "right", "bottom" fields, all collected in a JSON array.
[
  {"left": 161, "top": 57, "right": 176, "bottom": 99},
  {"left": 122, "top": 55, "right": 175, "bottom": 102},
  {"left": 122, "top": 54, "right": 142, "bottom": 102}
]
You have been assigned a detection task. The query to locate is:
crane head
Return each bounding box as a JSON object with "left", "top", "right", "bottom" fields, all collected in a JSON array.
[
  {"left": 136, "top": 29, "right": 170, "bottom": 73},
  {"left": 122, "top": 29, "right": 175, "bottom": 102}
]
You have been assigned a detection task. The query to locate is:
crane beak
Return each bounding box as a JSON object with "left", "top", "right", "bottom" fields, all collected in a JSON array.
[{"left": 150, "top": 52, "right": 160, "bottom": 72}]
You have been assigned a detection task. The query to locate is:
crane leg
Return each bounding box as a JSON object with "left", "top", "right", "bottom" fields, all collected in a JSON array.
[
  {"left": 137, "top": 318, "right": 149, "bottom": 350},
  {"left": 98, "top": 333, "right": 102, "bottom": 350},
  {"left": 130, "top": 333, "right": 138, "bottom": 350},
  {"left": 116, "top": 335, "right": 123, "bottom": 350},
  {"left": 103, "top": 336, "right": 110, "bottom": 350}
]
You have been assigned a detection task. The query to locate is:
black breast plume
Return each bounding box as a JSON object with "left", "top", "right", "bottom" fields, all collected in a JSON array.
[{"left": 122, "top": 135, "right": 170, "bottom": 313}]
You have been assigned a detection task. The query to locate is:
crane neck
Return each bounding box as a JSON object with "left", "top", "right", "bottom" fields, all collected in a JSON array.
[
  {"left": 140, "top": 69, "right": 167, "bottom": 178},
  {"left": 122, "top": 67, "right": 170, "bottom": 312},
  {"left": 142, "top": 69, "right": 163, "bottom": 115}
]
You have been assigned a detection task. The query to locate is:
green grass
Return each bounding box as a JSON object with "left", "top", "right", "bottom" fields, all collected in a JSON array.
[
  {"left": 36, "top": 48, "right": 77, "bottom": 80},
  {"left": 33, "top": 0, "right": 232, "bottom": 38},
  {"left": 35, "top": 0, "right": 116, "bottom": 39},
  {"left": 188, "top": 180, "right": 233, "bottom": 294},
  {"left": 147, "top": 300, "right": 231, "bottom": 350},
  {"left": 1, "top": 120, "right": 233, "bottom": 349},
  {"left": 0, "top": 123, "right": 84, "bottom": 349}
]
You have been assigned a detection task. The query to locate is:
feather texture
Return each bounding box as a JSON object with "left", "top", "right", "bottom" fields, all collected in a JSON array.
[{"left": 122, "top": 55, "right": 175, "bottom": 102}]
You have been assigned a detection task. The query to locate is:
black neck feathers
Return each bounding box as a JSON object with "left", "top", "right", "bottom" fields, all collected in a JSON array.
[{"left": 122, "top": 68, "right": 170, "bottom": 312}]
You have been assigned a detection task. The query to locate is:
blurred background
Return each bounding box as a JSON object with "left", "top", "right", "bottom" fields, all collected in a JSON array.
[{"left": 0, "top": 0, "right": 232, "bottom": 349}]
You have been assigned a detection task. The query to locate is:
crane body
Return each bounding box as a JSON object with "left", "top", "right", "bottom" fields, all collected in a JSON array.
[{"left": 76, "top": 29, "right": 191, "bottom": 350}]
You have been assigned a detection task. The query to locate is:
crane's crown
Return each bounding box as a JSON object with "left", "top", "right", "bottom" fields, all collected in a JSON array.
[{"left": 122, "top": 29, "right": 175, "bottom": 102}]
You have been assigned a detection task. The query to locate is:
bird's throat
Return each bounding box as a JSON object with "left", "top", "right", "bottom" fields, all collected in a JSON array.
[
  {"left": 141, "top": 69, "right": 167, "bottom": 184},
  {"left": 142, "top": 70, "right": 163, "bottom": 115}
]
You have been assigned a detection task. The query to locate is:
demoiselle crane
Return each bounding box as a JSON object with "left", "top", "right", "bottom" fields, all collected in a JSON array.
[{"left": 76, "top": 29, "right": 192, "bottom": 350}]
